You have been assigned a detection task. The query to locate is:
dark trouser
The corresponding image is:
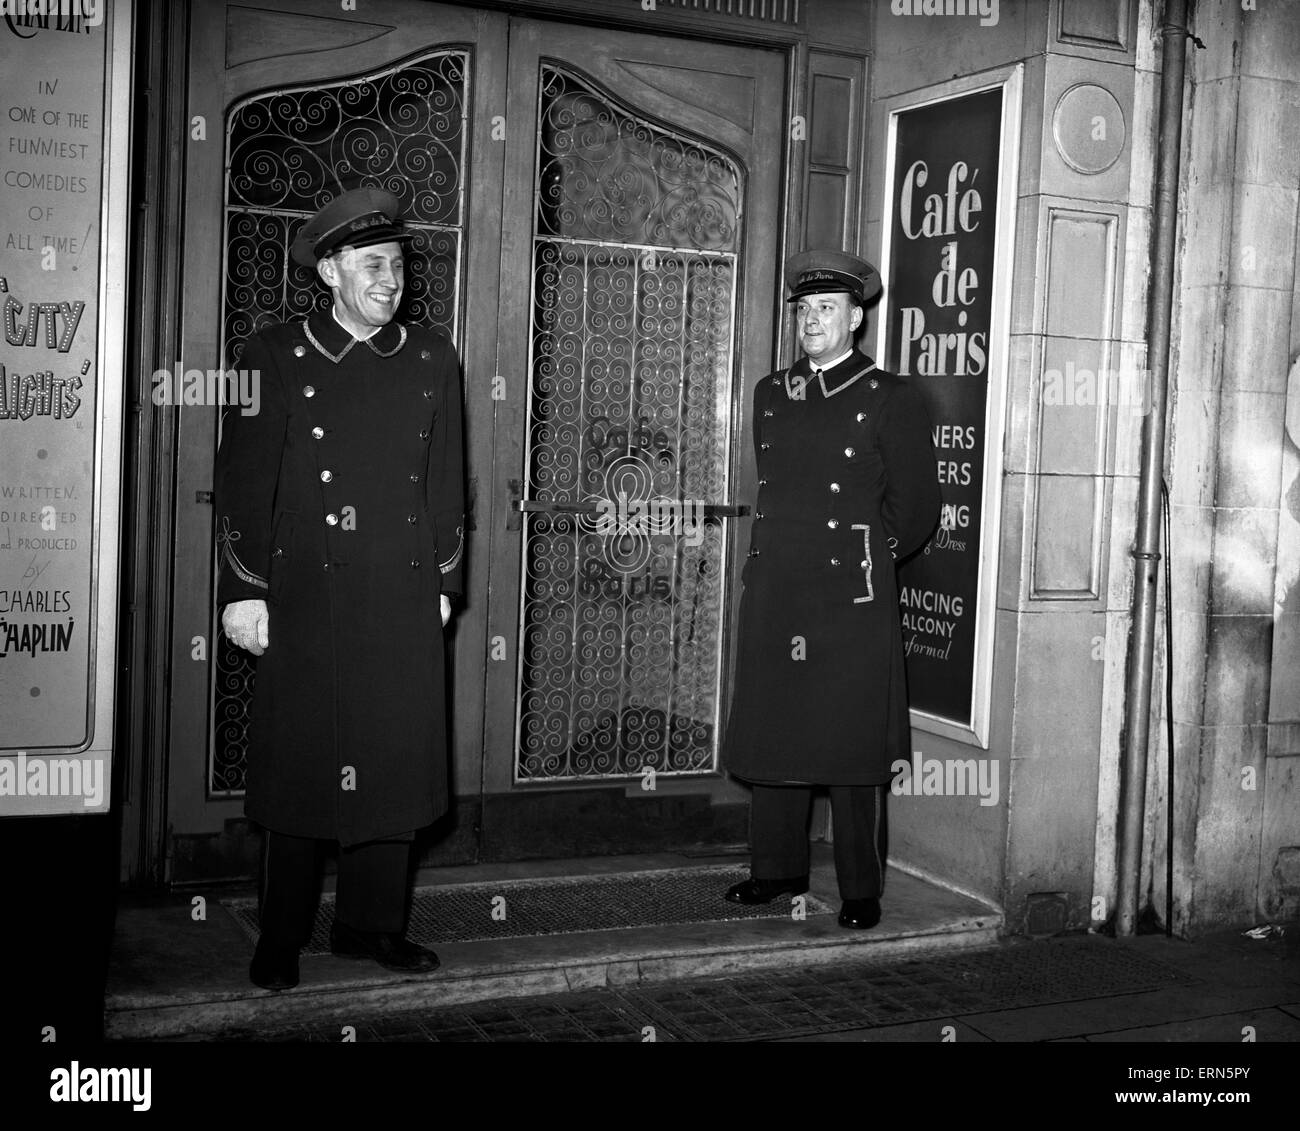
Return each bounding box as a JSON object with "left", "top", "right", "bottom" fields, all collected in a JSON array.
[
  {"left": 258, "top": 830, "right": 414, "bottom": 949},
  {"left": 750, "top": 783, "right": 888, "bottom": 900}
]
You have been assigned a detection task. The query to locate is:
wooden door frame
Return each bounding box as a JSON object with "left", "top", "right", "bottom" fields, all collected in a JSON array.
[
  {"left": 120, "top": 0, "right": 848, "bottom": 888},
  {"left": 473, "top": 15, "right": 787, "bottom": 861},
  {"left": 118, "top": 0, "right": 190, "bottom": 887}
]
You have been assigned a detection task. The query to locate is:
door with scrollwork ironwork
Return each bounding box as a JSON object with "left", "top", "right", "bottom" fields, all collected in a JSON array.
[
  {"left": 167, "top": 0, "right": 784, "bottom": 873},
  {"left": 480, "top": 18, "right": 783, "bottom": 852}
]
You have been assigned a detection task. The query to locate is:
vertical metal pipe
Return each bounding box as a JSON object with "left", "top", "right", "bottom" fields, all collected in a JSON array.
[{"left": 1116, "top": 0, "right": 1191, "bottom": 937}]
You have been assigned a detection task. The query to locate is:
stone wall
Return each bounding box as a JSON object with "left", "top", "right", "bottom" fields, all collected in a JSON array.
[{"left": 1152, "top": 0, "right": 1300, "bottom": 934}]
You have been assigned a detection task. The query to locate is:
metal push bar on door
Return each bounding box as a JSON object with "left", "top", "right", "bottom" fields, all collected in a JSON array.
[{"left": 505, "top": 481, "right": 749, "bottom": 529}]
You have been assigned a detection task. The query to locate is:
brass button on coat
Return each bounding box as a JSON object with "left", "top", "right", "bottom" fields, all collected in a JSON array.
[
  {"left": 294, "top": 345, "right": 307, "bottom": 357},
  {"left": 303, "top": 385, "right": 316, "bottom": 398},
  {"left": 320, "top": 469, "right": 333, "bottom": 483},
  {"left": 326, "top": 513, "right": 339, "bottom": 526},
  {"left": 312, "top": 426, "right": 324, "bottom": 439},
  {"left": 827, "top": 519, "right": 839, "bottom": 529},
  {"left": 844, "top": 447, "right": 855, "bottom": 457},
  {"left": 829, "top": 482, "right": 840, "bottom": 493}
]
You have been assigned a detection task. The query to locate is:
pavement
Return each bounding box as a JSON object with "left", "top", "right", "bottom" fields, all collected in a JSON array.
[
  {"left": 7, "top": 843, "right": 1296, "bottom": 1120},
  {"left": 101, "top": 846, "right": 998, "bottom": 1040},
  {"left": 96, "top": 845, "right": 1300, "bottom": 1047}
]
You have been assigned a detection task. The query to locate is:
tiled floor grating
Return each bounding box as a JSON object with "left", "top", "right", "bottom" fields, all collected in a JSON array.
[
  {"left": 220, "top": 938, "right": 1202, "bottom": 1043},
  {"left": 222, "top": 864, "right": 834, "bottom": 952}
]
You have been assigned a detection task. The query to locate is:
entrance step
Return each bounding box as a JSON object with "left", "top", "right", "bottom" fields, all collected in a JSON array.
[{"left": 103, "top": 849, "right": 1000, "bottom": 1040}]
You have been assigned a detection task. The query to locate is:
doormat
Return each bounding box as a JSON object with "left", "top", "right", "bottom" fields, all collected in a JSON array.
[
  {"left": 222, "top": 864, "right": 834, "bottom": 952},
  {"left": 228, "top": 938, "right": 1203, "bottom": 1043}
]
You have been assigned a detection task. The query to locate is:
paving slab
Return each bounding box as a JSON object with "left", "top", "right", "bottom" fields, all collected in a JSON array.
[
  {"left": 1084, "top": 1006, "right": 1300, "bottom": 1043},
  {"left": 957, "top": 932, "right": 1300, "bottom": 1042},
  {"left": 777, "top": 1017, "right": 991, "bottom": 1042}
]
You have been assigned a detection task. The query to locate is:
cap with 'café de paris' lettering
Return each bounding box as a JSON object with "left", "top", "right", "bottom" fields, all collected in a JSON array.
[
  {"left": 290, "top": 187, "right": 414, "bottom": 268},
  {"left": 784, "top": 249, "right": 883, "bottom": 306}
]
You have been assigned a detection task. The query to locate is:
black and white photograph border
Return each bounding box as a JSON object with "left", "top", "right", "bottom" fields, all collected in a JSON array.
[{"left": 0, "top": 0, "right": 1296, "bottom": 1116}]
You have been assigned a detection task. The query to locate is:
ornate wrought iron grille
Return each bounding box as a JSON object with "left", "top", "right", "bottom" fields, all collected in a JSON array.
[
  {"left": 663, "top": 0, "right": 801, "bottom": 24},
  {"left": 209, "top": 50, "right": 469, "bottom": 796},
  {"left": 515, "top": 64, "right": 743, "bottom": 782}
]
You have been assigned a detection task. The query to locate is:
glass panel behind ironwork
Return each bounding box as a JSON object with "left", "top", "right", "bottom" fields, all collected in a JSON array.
[
  {"left": 210, "top": 50, "right": 468, "bottom": 796},
  {"left": 516, "top": 64, "right": 743, "bottom": 782}
]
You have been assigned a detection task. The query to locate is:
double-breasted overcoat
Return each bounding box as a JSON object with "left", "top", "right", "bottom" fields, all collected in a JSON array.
[
  {"left": 214, "top": 309, "right": 465, "bottom": 846},
  {"left": 722, "top": 348, "right": 940, "bottom": 787}
]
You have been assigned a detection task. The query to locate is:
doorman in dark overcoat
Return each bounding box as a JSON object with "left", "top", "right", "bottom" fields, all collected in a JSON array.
[
  {"left": 215, "top": 188, "right": 466, "bottom": 988},
  {"left": 721, "top": 249, "right": 940, "bottom": 928}
]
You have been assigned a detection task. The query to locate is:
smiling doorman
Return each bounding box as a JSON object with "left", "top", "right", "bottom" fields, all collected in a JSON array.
[
  {"left": 215, "top": 187, "right": 466, "bottom": 989},
  {"left": 721, "top": 249, "right": 940, "bottom": 929}
]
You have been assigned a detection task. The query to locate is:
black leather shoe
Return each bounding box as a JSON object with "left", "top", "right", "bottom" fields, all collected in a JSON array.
[
  {"left": 838, "top": 897, "right": 882, "bottom": 929},
  {"left": 329, "top": 921, "right": 440, "bottom": 973},
  {"left": 724, "top": 875, "right": 810, "bottom": 905},
  {"left": 249, "top": 937, "right": 300, "bottom": 990}
]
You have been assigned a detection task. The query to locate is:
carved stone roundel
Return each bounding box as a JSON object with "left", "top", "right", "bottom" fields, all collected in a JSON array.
[{"left": 1053, "top": 83, "right": 1126, "bottom": 175}]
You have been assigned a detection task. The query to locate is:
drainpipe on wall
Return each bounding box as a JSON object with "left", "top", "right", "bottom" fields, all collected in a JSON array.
[{"left": 1116, "top": 0, "right": 1192, "bottom": 938}]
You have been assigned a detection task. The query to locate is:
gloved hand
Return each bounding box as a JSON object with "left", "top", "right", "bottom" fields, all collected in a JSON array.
[
  {"left": 222, "top": 598, "right": 270, "bottom": 655},
  {"left": 440, "top": 594, "right": 451, "bottom": 627}
]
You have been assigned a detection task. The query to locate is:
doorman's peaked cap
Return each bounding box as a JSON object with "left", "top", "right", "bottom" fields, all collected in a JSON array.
[
  {"left": 291, "top": 187, "right": 414, "bottom": 267},
  {"left": 784, "top": 249, "right": 882, "bottom": 306}
]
